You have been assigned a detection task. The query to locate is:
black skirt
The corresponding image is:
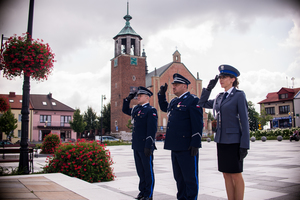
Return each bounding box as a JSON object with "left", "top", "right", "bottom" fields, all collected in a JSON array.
[{"left": 217, "top": 143, "right": 243, "bottom": 173}]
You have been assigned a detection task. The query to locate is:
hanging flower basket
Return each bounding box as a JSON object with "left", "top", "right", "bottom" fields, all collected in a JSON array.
[{"left": 0, "top": 33, "right": 55, "bottom": 81}]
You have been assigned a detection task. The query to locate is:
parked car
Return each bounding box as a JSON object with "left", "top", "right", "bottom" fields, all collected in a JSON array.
[
  {"left": 0, "top": 140, "right": 13, "bottom": 146},
  {"left": 97, "top": 136, "right": 120, "bottom": 142},
  {"left": 156, "top": 134, "right": 165, "bottom": 141}
]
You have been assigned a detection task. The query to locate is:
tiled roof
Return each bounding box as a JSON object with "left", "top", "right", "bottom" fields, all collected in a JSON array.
[
  {"left": 0, "top": 92, "right": 74, "bottom": 112},
  {"left": 30, "top": 94, "right": 74, "bottom": 111},
  {"left": 258, "top": 87, "right": 300, "bottom": 104},
  {"left": 0, "top": 92, "right": 33, "bottom": 109}
]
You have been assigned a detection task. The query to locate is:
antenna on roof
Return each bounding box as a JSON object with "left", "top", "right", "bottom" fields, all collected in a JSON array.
[{"left": 291, "top": 77, "right": 295, "bottom": 88}]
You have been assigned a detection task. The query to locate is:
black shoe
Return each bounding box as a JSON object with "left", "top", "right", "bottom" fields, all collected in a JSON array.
[
  {"left": 141, "top": 197, "right": 152, "bottom": 200},
  {"left": 136, "top": 194, "right": 143, "bottom": 200}
]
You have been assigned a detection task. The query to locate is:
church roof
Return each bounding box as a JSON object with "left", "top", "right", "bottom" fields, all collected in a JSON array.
[{"left": 146, "top": 62, "right": 173, "bottom": 87}]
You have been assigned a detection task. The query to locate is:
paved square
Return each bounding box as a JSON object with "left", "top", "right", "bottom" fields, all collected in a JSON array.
[{"left": 94, "top": 140, "right": 300, "bottom": 200}]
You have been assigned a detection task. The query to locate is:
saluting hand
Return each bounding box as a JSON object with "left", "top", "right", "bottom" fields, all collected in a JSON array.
[
  {"left": 126, "top": 92, "right": 137, "bottom": 101},
  {"left": 206, "top": 75, "right": 219, "bottom": 91},
  {"left": 159, "top": 83, "right": 168, "bottom": 95}
]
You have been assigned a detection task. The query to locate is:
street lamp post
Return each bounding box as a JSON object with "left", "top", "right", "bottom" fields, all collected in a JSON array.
[
  {"left": 19, "top": 0, "right": 34, "bottom": 174},
  {"left": 100, "top": 95, "right": 106, "bottom": 144}
]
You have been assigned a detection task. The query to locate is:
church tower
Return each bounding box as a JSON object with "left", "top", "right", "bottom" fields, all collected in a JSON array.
[{"left": 111, "top": 2, "right": 146, "bottom": 133}]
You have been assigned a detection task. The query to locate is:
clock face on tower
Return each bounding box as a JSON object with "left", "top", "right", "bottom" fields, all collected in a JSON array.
[
  {"left": 130, "top": 57, "right": 137, "bottom": 65},
  {"left": 114, "top": 58, "right": 118, "bottom": 67}
]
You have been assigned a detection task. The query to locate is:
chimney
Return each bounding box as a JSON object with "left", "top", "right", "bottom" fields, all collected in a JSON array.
[
  {"left": 9, "top": 92, "right": 16, "bottom": 97},
  {"left": 48, "top": 93, "right": 52, "bottom": 99}
]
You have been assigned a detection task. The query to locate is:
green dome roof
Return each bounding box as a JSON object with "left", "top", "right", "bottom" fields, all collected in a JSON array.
[{"left": 113, "top": 3, "right": 142, "bottom": 39}]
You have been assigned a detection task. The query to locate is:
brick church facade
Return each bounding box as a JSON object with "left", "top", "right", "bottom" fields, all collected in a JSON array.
[{"left": 110, "top": 6, "right": 207, "bottom": 135}]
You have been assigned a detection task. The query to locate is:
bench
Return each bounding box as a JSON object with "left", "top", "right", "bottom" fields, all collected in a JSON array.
[{"left": 0, "top": 148, "right": 34, "bottom": 173}]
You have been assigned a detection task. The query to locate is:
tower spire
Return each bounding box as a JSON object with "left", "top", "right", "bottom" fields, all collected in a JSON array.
[{"left": 124, "top": 1, "right": 132, "bottom": 26}]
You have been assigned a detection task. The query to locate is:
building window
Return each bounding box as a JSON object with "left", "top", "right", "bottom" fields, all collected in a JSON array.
[
  {"left": 42, "top": 102, "right": 47, "bottom": 105},
  {"left": 115, "top": 121, "right": 118, "bottom": 127},
  {"left": 52, "top": 102, "right": 56, "bottom": 106},
  {"left": 61, "top": 116, "right": 71, "bottom": 126},
  {"left": 9, "top": 99, "right": 14, "bottom": 103},
  {"left": 40, "top": 115, "right": 51, "bottom": 126},
  {"left": 18, "top": 114, "right": 22, "bottom": 122},
  {"left": 18, "top": 130, "right": 21, "bottom": 138},
  {"left": 265, "top": 107, "right": 275, "bottom": 115},
  {"left": 115, "top": 83, "right": 117, "bottom": 88},
  {"left": 279, "top": 105, "right": 289, "bottom": 114},
  {"left": 115, "top": 101, "right": 117, "bottom": 107},
  {"left": 279, "top": 93, "right": 288, "bottom": 99}
]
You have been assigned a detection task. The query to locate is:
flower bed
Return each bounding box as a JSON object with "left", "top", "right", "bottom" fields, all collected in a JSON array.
[
  {"left": 250, "top": 127, "right": 300, "bottom": 139},
  {"left": 43, "top": 139, "right": 115, "bottom": 183}
]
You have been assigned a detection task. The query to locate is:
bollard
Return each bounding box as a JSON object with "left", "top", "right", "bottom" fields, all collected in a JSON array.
[
  {"left": 207, "top": 138, "right": 211, "bottom": 142},
  {"left": 251, "top": 136, "right": 256, "bottom": 142},
  {"left": 277, "top": 135, "right": 283, "bottom": 142},
  {"left": 261, "top": 136, "right": 267, "bottom": 142}
]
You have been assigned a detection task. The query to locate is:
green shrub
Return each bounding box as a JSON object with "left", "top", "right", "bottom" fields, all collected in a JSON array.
[
  {"left": 34, "top": 143, "right": 42, "bottom": 149},
  {"left": 43, "top": 139, "right": 115, "bottom": 183},
  {"left": 41, "top": 133, "right": 61, "bottom": 154}
]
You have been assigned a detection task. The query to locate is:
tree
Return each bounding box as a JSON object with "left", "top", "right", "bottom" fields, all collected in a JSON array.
[
  {"left": 126, "top": 119, "right": 133, "bottom": 132},
  {"left": 258, "top": 104, "right": 273, "bottom": 129},
  {"left": 0, "top": 108, "right": 17, "bottom": 140},
  {"left": 83, "top": 107, "right": 98, "bottom": 135},
  {"left": 207, "top": 111, "right": 214, "bottom": 121},
  {"left": 248, "top": 101, "right": 259, "bottom": 131},
  {"left": 69, "top": 108, "right": 86, "bottom": 139},
  {"left": 101, "top": 102, "right": 111, "bottom": 133}
]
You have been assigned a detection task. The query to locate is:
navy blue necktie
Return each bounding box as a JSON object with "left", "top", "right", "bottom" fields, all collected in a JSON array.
[{"left": 222, "top": 92, "right": 228, "bottom": 103}]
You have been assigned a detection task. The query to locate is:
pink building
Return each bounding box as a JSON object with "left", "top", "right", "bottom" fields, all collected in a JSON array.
[
  {"left": 0, "top": 92, "right": 75, "bottom": 142},
  {"left": 30, "top": 93, "right": 75, "bottom": 142}
]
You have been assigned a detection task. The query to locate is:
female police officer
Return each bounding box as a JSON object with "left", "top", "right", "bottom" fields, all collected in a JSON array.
[{"left": 198, "top": 65, "right": 249, "bottom": 200}]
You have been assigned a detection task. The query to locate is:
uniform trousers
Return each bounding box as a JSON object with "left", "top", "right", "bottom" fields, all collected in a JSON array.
[
  {"left": 134, "top": 150, "right": 155, "bottom": 198},
  {"left": 171, "top": 150, "right": 199, "bottom": 200}
]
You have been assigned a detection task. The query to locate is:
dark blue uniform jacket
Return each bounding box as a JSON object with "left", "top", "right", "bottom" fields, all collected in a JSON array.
[
  {"left": 158, "top": 92, "right": 203, "bottom": 151},
  {"left": 122, "top": 99, "right": 158, "bottom": 151}
]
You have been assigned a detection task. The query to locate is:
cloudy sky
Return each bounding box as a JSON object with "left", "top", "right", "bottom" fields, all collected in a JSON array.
[{"left": 0, "top": 0, "right": 299, "bottom": 115}]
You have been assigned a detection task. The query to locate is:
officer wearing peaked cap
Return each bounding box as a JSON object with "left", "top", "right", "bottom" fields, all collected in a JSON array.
[
  {"left": 198, "top": 64, "right": 249, "bottom": 200},
  {"left": 122, "top": 86, "right": 157, "bottom": 200},
  {"left": 158, "top": 73, "right": 203, "bottom": 200}
]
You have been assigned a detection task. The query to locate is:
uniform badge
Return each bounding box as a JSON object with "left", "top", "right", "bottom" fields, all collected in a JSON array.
[{"left": 220, "top": 65, "right": 224, "bottom": 70}]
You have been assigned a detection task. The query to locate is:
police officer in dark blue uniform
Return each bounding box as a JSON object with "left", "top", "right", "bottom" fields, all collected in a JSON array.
[
  {"left": 122, "top": 86, "right": 158, "bottom": 200},
  {"left": 158, "top": 73, "right": 203, "bottom": 200}
]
